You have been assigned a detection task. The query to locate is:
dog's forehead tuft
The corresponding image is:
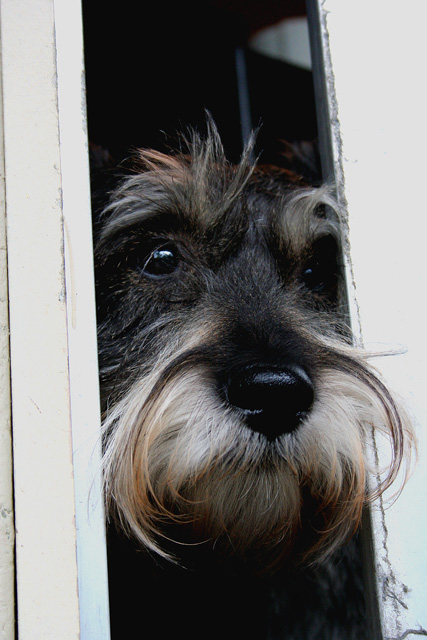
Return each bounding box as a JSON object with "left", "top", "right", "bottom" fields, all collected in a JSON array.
[
  {"left": 97, "top": 150, "right": 254, "bottom": 243},
  {"left": 96, "top": 131, "right": 342, "bottom": 260}
]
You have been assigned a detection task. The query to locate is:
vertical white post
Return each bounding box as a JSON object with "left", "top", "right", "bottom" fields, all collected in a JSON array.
[
  {"left": 54, "top": 0, "right": 111, "bottom": 637},
  {"left": 308, "top": 1, "right": 427, "bottom": 638},
  {"left": 0, "top": 0, "right": 110, "bottom": 637},
  {"left": 2, "top": 0, "right": 81, "bottom": 634}
]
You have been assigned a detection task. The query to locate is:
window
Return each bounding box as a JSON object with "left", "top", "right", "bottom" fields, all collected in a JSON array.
[{"left": 1, "top": 1, "right": 424, "bottom": 638}]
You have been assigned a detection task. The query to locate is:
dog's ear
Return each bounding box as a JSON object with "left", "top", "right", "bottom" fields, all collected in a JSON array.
[
  {"left": 89, "top": 142, "right": 123, "bottom": 224},
  {"left": 251, "top": 164, "right": 308, "bottom": 192},
  {"left": 278, "top": 139, "right": 322, "bottom": 185},
  {"left": 89, "top": 142, "right": 115, "bottom": 172}
]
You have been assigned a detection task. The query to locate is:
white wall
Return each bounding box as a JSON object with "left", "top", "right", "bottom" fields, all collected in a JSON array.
[{"left": 313, "top": 1, "right": 427, "bottom": 637}]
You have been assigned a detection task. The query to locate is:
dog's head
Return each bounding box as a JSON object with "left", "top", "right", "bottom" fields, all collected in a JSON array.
[{"left": 94, "top": 126, "right": 413, "bottom": 571}]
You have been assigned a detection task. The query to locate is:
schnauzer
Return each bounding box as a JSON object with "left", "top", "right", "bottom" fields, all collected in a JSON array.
[{"left": 93, "top": 124, "right": 413, "bottom": 639}]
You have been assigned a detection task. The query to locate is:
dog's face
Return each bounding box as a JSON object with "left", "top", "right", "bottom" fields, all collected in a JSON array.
[{"left": 95, "top": 130, "right": 412, "bottom": 572}]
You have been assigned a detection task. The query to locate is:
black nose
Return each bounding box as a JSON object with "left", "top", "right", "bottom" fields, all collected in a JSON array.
[{"left": 225, "top": 365, "right": 314, "bottom": 441}]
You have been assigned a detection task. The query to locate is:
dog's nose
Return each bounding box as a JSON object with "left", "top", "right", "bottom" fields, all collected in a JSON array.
[{"left": 226, "top": 365, "right": 314, "bottom": 441}]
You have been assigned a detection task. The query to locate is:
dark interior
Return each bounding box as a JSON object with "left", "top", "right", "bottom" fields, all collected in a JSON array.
[{"left": 82, "top": 0, "right": 317, "bottom": 171}]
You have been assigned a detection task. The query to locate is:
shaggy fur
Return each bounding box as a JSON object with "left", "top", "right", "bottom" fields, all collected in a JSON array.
[{"left": 94, "top": 123, "right": 413, "bottom": 637}]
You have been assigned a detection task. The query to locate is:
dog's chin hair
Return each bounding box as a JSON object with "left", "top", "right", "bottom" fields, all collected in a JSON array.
[{"left": 101, "top": 334, "right": 413, "bottom": 571}]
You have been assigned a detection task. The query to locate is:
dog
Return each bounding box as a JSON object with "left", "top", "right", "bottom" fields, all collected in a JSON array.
[{"left": 93, "top": 123, "right": 413, "bottom": 639}]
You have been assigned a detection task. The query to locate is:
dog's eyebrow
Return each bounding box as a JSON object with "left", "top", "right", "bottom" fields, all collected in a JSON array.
[
  {"left": 278, "top": 186, "right": 342, "bottom": 253},
  {"left": 96, "top": 172, "right": 197, "bottom": 245}
]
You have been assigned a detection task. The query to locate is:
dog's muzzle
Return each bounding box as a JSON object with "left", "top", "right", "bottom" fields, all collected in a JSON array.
[{"left": 225, "top": 364, "right": 314, "bottom": 441}]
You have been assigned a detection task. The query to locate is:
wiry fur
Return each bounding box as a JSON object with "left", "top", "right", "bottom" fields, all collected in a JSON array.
[
  {"left": 95, "top": 124, "right": 413, "bottom": 635},
  {"left": 100, "top": 322, "right": 410, "bottom": 572}
]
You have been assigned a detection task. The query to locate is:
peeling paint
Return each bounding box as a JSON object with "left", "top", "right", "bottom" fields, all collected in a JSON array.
[
  {"left": 387, "top": 629, "right": 427, "bottom": 640},
  {"left": 0, "top": 505, "right": 14, "bottom": 542}
]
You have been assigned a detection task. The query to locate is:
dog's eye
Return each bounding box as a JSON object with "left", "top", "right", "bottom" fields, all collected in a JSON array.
[
  {"left": 301, "top": 236, "right": 338, "bottom": 295},
  {"left": 140, "top": 244, "right": 179, "bottom": 277},
  {"left": 302, "top": 263, "right": 329, "bottom": 293}
]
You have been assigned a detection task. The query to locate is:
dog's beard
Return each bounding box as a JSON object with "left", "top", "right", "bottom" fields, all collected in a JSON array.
[{"left": 101, "top": 329, "right": 412, "bottom": 572}]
